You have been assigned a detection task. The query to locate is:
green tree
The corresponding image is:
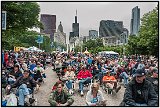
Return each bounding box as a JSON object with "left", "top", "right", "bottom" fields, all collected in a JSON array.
[
  {"left": 74, "top": 45, "right": 81, "bottom": 53},
  {"left": 2, "top": 2, "right": 42, "bottom": 30},
  {"left": 82, "top": 38, "right": 103, "bottom": 51},
  {"left": 95, "top": 38, "right": 104, "bottom": 47},
  {"left": 83, "top": 39, "right": 96, "bottom": 50},
  {"left": 2, "top": 2, "right": 44, "bottom": 51},
  {"left": 126, "top": 35, "right": 139, "bottom": 54},
  {"left": 126, "top": 6, "right": 158, "bottom": 57},
  {"left": 138, "top": 6, "right": 158, "bottom": 57}
]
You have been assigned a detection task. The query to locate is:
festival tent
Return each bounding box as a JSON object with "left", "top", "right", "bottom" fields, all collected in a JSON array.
[
  {"left": 83, "top": 50, "right": 90, "bottom": 54},
  {"left": 27, "top": 46, "right": 42, "bottom": 52}
]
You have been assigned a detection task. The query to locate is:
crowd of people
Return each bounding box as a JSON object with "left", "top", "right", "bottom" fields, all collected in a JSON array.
[{"left": 1, "top": 50, "right": 159, "bottom": 106}]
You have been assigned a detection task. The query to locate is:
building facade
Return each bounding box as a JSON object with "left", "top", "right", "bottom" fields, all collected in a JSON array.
[
  {"left": 123, "top": 28, "right": 129, "bottom": 43},
  {"left": 102, "top": 36, "right": 120, "bottom": 46},
  {"left": 69, "top": 36, "right": 83, "bottom": 52},
  {"left": 54, "top": 22, "right": 66, "bottom": 46},
  {"left": 130, "top": 6, "right": 140, "bottom": 36},
  {"left": 40, "top": 14, "right": 56, "bottom": 41},
  {"left": 99, "top": 20, "right": 123, "bottom": 37},
  {"left": 89, "top": 30, "right": 98, "bottom": 39},
  {"left": 83, "top": 36, "right": 90, "bottom": 43},
  {"left": 69, "top": 32, "right": 74, "bottom": 40}
]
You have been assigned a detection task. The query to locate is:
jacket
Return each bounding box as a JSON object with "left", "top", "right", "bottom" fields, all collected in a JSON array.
[
  {"left": 48, "top": 90, "right": 74, "bottom": 106},
  {"left": 122, "top": 78, "right": 158, "bottom": 106},
  {"left": 146, "top": 77, "right": 158, "bottom": 95},
  {"left": 11, "top": 76, "right": 37, "bottom": 89},
  {"left": 10, "top": 70, "right": 22, "bottom": 79},
  {"left": 77, "top": 69, "right": 92, "bottom": 79}
]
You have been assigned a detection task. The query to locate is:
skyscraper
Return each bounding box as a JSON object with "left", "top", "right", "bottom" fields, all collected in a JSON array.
[
  {"left": 40, "top": 14, "right": 56, "bottom": 41},
  {"left": 89, "top": 30, "right": 98, "bottom": 39},
  {"left": 130, "top": 6, "right": 140, "bottom": 36},
  {"left": 99, "top": 20, "right": 123, "bottom": 37},
  {"left": 70, "top": 10, "right": 79, "bottom": 40}
]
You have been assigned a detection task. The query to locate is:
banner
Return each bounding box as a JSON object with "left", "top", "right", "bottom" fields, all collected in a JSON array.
[
  {"left": 14, "top": 47, "right": 23, "bottom": 52},
  {"left": 2, "top": 11, "right": 7, "bottom": 30}
]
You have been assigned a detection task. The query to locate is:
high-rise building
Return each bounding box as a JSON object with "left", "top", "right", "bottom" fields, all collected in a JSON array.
[
  {"left": 54, "top": 21, "right": 66, "bottom": 46},
  {"left": 99, "top": 20, "right": 123, "bottom": 37},
  {"left": 69, "top": 32, "right": 74, "bottom": 40},
  {"left": 70, "top": 10, "right": 79, "bottom": 40},
  {"left": 89, "top": 30, "right": 98, "bottom": 39},
  {"left": 40, "top": 14, "right": 56, "bottom": 41},
  {"left": 130, "top": 6, "right": 140, "bottom": 36},
  {"left": 120, "top": 28, "right": 129, "bottom": 44}
]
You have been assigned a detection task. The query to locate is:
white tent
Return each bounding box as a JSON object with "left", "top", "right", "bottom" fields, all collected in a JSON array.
[
  {"left": 27, "top": 46, "right": 42, "bottom": 52},
  {"left": 98, "top": 51, "right": 119, "bottom": 57},
  {"left": 103, "top": 51, "right": 119, "bottom": 55}
]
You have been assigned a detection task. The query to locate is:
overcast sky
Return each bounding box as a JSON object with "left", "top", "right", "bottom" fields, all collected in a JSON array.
[{"left": 38, "top": 2, "right": 157, "bottom": 43}]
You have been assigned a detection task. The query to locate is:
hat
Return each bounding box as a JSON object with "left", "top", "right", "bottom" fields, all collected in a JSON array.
[
  {"left": 152, "top": 68, "right": 158, "bottom": 74},
  {"left": 135, "top": 69, "right": 146, "bottom": 77}
]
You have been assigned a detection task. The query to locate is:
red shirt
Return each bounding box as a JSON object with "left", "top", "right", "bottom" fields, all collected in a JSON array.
[
  {"left": 77, "top": 69, "right": 92, "bottom": 79},
  {"left": 4, "top": 53, "right": 9, "bottom": 63}
]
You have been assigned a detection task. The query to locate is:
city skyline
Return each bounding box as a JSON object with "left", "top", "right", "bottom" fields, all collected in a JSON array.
[{"left": 37, "top": 2, "right": 157, "bottom": 43}]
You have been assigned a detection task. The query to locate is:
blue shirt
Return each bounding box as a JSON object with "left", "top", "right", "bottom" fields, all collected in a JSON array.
[
  {"left": 30, "top": 64, "right": 36, "bottom": 71},
  {"left": 88, "top": 58, "right": 92, "bottom": 65}
]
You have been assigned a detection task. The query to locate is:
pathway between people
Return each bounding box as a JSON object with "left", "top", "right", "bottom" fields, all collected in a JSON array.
[{"left": 34, "top": 66, "right": 125, "bottom": 106}]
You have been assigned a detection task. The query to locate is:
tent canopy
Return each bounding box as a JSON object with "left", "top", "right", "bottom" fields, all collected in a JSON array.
[
  {"left": 103, "top": 51, "right": 119, "bottom": 55},
  {"left": 83, "top": 50, "right": 90, "bottom": 54},
  {"left": 27, "top": 46, "right": 42, "bottom": 52}
]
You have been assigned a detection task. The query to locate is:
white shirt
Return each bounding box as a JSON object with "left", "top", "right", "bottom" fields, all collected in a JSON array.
[
  {"left": 86, "top": 90, "right": 105, "bottom": 106},
  {"left": 64, "top": 71, "right": 75, "bottom": 80}
]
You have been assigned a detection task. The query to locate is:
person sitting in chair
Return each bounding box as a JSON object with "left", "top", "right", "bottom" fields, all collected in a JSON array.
[
  {"left": 77, "top": 65, "right": 93, "bottom": 96},
  {"left": 6, "top": 70, "right": 37, "bottom": 106},
  {"left": 102, "top": 70, "right": 121, "bottom": 94},
  {"left": 62, "top": 66, "right": 75, "bottom": 94}
]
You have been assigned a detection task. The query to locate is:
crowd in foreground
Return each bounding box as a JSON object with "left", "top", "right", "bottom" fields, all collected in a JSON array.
[{"left": 1, "top": 50, "right": 158, "bottom": 106}]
